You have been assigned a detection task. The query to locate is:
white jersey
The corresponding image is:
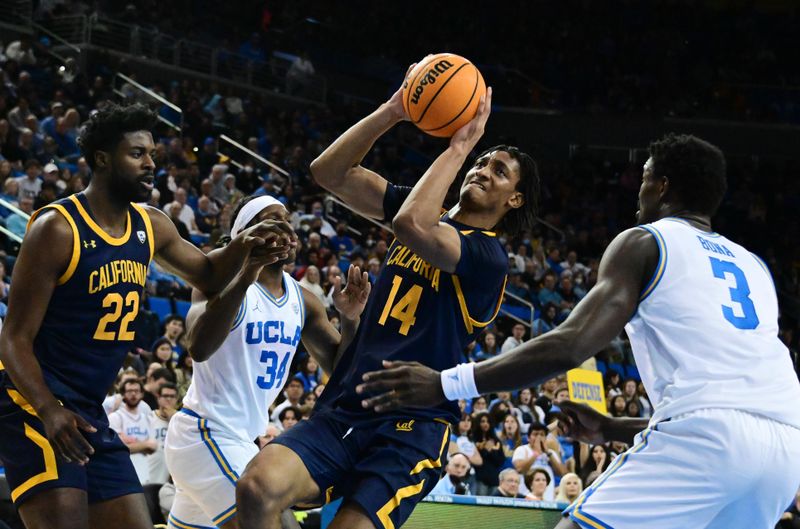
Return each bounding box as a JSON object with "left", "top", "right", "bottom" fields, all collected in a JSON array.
[
  {"left": 148, "top": 411, "right": 170, "bottom": 485},
  {"left": 625, "top": 217, "right": 800, "bottom": 428},
  {"left": 181, "top": 272, "right": 306, "bottom": 441}
]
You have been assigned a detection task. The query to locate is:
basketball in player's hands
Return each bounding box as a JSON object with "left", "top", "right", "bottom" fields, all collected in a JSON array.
[{"left": 402, "top": 53, "right": 486, "bottom": 138}]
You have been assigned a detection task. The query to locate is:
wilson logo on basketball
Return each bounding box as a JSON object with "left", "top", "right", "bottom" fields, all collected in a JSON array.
[{"left": 409, "top": 60, "right": 454, "bottom": 105}]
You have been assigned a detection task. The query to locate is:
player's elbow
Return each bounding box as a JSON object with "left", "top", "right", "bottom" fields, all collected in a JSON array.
[
  {"left": 309, "top": 155, "right": 342, "bottom": 191},
  {"left": 392, "top": 214, "right": 424, "bottom": 245}
]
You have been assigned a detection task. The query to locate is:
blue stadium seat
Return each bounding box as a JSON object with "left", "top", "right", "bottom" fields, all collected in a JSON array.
[
  {"left": 608, "top": 363, "right": 625, "bottom": 377},
  {"left": 595, "top": 359, "right": 607, "bottom": 375},
  {"left": 175, "top": 300, "right": 191, "bottom": 320},
  {"left": 626, "top": 364, "right": 641, "bottom": 381},
  {"left": 500, "top": 303, "right": 531, "bottom": 322},
  {"left": 148, "top": 296, "right": 173, "bottom": 321}
]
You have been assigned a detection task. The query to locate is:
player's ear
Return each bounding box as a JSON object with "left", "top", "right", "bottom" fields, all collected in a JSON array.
[
  {"left": 658, "top": 176, "right": 669, "bottom": 200},
  {"left": 507, "top": 191, "right": 524, "bottom": 210},
  {"left": 95, "top": 150, "right": 109, "bottom": 169}
]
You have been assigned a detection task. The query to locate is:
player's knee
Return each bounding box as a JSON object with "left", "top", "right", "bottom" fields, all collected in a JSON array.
[{"left": 237, "top": 471, "right": 288, "bottom": 513}]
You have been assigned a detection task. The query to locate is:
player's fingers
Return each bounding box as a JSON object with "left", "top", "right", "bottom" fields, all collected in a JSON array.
[
  {"left": 332, "top": 274, "right": 342, "bottom": 297},
  {"left": 74, "top": 413, "right": 97, "bottom": 434},
  {"left": 379, "top": 360, "right": 419, "bottom": 370},
  {"left": 360, "top": 390, "right": 402, "bottom": 412},
  {"left": 60, "top": 429, "right": 89, "bottom": 464}
]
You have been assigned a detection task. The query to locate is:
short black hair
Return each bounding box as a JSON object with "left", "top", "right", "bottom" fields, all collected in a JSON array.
[
  {"left": 150, "top": 367, "right": 176, "bottom": 383},
  {"left": 78, "top": 103, "right": 158, "bottom": 170},
  {"left": 279, "top": 405, "right": 301, "bottom": 422},
  {"left": 648, "top": 133, "right": 727, "bottom": 217},
  {"left": 476, "top": 145, "right": 540, "bottom": 236},
  {"left": 528, "top": 422, "right": 548, "bottom": 434},
  {"left": 158, "top": 382, "right": 178, "bottom": 396}
]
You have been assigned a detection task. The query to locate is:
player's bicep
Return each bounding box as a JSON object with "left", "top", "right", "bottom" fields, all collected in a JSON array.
[
  {"left": 148, "top": 207, "right": 210, "bottom": 286},
  {"left": 325, "top": 166, "right": 389, "bottom": 220},
  {"left": 395, "top": 221, "right": 463, "bottom": 273},
  {"left": 184, "top": 289, "right": 208, "bottom": 331},
  {"left": 298, "top": 288, "right": 340, "bottom": 374},
  {"left": 552, "top": 229, "right": 657, "bottom": 358},
  {"left": 1, "top": 211, "right": 73, "bottom": 344}
]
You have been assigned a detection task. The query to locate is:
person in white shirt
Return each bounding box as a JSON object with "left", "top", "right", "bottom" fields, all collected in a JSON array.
[
  {"left": 163, "top": 187, "right": 198, "bottom": 234},
  {"left": 428, "top": 453, "right": 473, "bottom": 496},
  {"left": 501, "top": 323, "right": 526, "bottom": 353},
  {"left": 512, "top": 423, "right": 565, "bottom": 501},
  {"left": 164, "top": 196, "right": 370, "bottom": 529},
  {"left": 149, "top": 382, "right": 178, "bottom": 485},
  {"left": 108, "top": 379, "right": 157, "bottom": 485}
]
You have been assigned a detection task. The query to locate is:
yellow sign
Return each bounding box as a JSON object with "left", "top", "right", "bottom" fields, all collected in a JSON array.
[{"left": 566, "top": 368, "right": 607, "bottom": 415}]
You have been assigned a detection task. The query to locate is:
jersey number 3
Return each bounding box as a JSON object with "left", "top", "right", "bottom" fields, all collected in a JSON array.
[
  {"left": 93, "top": 291, "right": 139, "bottom": 341},
  {"left": 709, "top": 257, "right": 759, "bottom": 330},
  {"left": 378, "top": 275, "right": 422, "bottom": 336}
]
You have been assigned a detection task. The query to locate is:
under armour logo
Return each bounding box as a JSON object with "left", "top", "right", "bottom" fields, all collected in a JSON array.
[{"left": 83, "top": 240, "right": 96, "bottom": 249}]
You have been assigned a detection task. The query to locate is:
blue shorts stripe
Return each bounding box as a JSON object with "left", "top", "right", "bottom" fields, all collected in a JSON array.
[
  {"left": 569, "top": 428, "right": 653, "bottom": 529},
  {"left": 168, "top": 513, "right": 216, "bottom": 529},
  {"left": 194, "top": 416, "right": 239, "bottom": 487},
  {"left": 212, "top": 503, "right": 237, "bottom": 525},
  {"left": 179, "top": 407, "right": 201, "bottom": 419}
]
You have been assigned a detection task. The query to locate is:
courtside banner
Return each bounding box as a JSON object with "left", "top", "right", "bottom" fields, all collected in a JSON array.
[{"left": 567, "top": 368, "right": 607, "bottom": 414}]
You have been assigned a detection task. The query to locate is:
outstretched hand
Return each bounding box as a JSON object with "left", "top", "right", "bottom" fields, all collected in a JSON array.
[
  {"left": 356, "top": 360, "right": 445, "bottom": 412},
  {"left": 385, "top": 61, "right": 422, "bottom": 122},
  {"left": 332, "top": 264, "right": 372, "bottom": 320}
]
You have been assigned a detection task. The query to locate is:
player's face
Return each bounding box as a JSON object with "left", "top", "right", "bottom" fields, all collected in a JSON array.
[
  {"left": 637, "top": 157, "right": 666, "bottom": 225},
  {"left": 459, "top": 150, "right": 523, "bottom": 214},
  {"left": 109, "top": 131, "right": 156, "bottom": 203},
  {"left": 250, "top": 204, "right": 297, "bottom": 266}
]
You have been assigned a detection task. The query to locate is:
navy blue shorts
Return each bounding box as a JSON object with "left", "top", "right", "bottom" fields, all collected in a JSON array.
[
  {"left": 272, "top": 411, "right": 451, "bottom": 529},
  {"left": 0, "top": 388, "right": 142, "bottom": 506}
]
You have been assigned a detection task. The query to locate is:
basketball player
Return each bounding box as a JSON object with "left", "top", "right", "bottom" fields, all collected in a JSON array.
[
  {"left": 236, "top": 85, "right": 539, "bottom": 529},
  {"left": 357, "top": 134, "right": 800, "bottom": 529},
  {"left": 0, "top": 104, "right": 294, "bottom": 529},
  {"left": 165, "top": 195, "right": 371, "bottom": 529}
]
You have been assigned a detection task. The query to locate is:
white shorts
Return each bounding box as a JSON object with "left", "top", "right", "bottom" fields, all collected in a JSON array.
[
  {"left": 564, "top": 408, "right": 800, "bottom": 529},
  {"left": 164, "top": 409, "right": 259, "bottom": 528}
]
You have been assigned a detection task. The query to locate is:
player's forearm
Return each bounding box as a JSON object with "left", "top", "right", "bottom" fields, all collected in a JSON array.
[
  {"left": 0, "top": 338, "right": 62, "bottom": 415},
  {"left": 474, "top": 330, "right": 582, "bottom": 395},
  {"left": 126, "top": 440, "right": 154, "bottom": 453},
  {"left": 334, "top": 315, "right": 359, "bottom": 370},
  {"left": 310, "top": 104, "right": 399, "bottom": 191},
  {"left": 604, "top": 417, "right": 650, "bottom": 445},
  {"left": 186, "top": 275, "right": 251, "bottom": 362},
  {"left": 193, "top": 242, "right": 249, "bottom": 296},
  {"left": 393, "top": 146, "right": 468, "bottom": 234}
]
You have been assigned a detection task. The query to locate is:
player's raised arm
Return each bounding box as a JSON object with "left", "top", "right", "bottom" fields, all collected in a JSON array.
[
  {"left": 356, "top": 227, "right": 658, "bottom": 410},
  {"left": 299, "top": 264, "right": 371, "bottom": 374},
  {"left": 392, "top": 88, "right": 493, "bottom": 273},
  {"left": 146, "top": 206, "right": 294, "bottom": 296},
  {"left": 0, "top": 211, "right": 97, "bottom": 464},
  {"left": 309, "top": 66, "right": 415, "bottom": 220},
  {"left": 185, "top": 245, "right": 290, "bottom": 362}
]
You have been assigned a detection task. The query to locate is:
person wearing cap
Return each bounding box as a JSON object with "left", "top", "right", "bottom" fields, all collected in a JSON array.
[{"left": 164, "top": 195, "right": 371, "bottom": 529}]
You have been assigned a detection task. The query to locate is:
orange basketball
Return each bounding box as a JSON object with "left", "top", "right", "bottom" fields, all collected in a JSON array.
[{"left": 402, "top": 53, "right": 486, "bottom": 138}]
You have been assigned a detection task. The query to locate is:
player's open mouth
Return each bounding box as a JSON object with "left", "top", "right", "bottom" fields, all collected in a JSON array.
[
  {"left": 469, "top": 181, "right": 486, "bottom": 190},
  {"left": 139, "top": 178, "right": 154, "bottom": 191}
]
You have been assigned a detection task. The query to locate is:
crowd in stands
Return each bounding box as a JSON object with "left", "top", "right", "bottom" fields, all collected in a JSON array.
[
  {"left": 39, "top": 0, "right": 800, "bottom": 124},
  {"left": 2, "top": 10, "right": 800, "bottom": 528}
]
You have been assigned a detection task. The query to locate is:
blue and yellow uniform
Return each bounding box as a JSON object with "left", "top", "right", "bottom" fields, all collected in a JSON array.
[
  {"left": 274, "top": 183, "right": 508, "bottom": 529},
  {"left": 0, "top": 193, "right": 154, "bottom": 505}
]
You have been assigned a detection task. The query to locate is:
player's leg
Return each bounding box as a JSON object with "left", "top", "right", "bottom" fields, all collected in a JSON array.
[
  {"left": 341, "top": 419, "right": 451, "bottom": 529},
  {"left": 236, "top": 443, "right": 321, "bottom": 529},
  {"left": 164, "top": 410, "right": 259, "bottom": 529},
  {"left": 237, "top": 414, "right": 354, "bottom": 529},
  {"left": 17, "top": 488, "right": 89, "bottom": 529},
  {"left": 326, "top": 501, "right": 377, "bottom": 529},
  {"left": 87, "top": 493, "right": 152, "bottom": 529},
  {"left": 553, "top": 518, "right": 581, "bottom": 529}
]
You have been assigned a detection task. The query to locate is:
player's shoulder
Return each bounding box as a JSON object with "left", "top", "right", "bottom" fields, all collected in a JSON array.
[{"left": 26, "top": 202, "right": 75, "bottom": 242}]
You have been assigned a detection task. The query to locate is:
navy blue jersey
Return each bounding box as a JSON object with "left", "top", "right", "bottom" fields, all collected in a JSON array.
[
  {"left": 0, "top": 193, "right": 154, "bottom": 408},
  {"left": 317, "top": 183, "right": 508, "bottom": 423}
]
